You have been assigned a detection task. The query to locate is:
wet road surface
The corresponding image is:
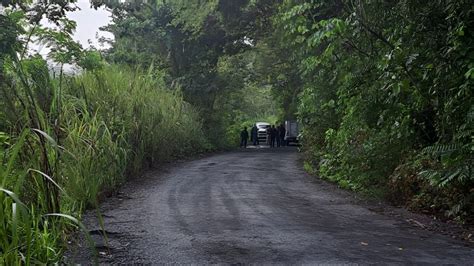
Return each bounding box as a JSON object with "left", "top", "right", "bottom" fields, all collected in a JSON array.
[{"left": 70, "top": 147, "right": 474, "bottom": 264}]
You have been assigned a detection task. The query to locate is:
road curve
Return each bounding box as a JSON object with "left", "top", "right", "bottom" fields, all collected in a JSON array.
[{"left": 70, "top": 147, "right": 474, "bottom": 264}]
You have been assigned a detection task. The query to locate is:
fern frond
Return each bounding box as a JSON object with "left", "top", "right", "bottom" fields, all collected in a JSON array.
[{"left": 422, "top": 143, "right": 461, "bottom": 155}]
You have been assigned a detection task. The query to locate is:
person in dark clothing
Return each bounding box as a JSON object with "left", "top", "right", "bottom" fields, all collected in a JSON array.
[
  {"left": 240, "top": 127, "right": 249, "bottom": 148},
  {"left": 276, "top": 125, "right": 282, "bottom": 147},
  {"left": 266, "top": 126, "right": 271, "bottom": 145},
  {"left": 279, "top": 123, "right": 286, "bottom": 146},
  {"left": 269, "top": 125, "right": 277, "bottom": 147},
  {"left": 250, "top": 124, "right": 259, "bottom": 145}
]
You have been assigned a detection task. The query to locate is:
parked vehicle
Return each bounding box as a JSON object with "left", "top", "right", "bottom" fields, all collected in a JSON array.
[
  {"left": 284, "top": 120, "right": 299, "bottom": 144},
  {"left": 255, "top": 122, "right": 270, "bottom": 144}
]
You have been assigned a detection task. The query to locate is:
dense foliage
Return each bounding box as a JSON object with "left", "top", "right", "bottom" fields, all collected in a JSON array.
[
  {"left": 1, "top": 2, "right": 208, "bottom": 263},
  {"left": 95, "top": 0, "right": 280, "bottom": 146},
  {"left": 264, "top": 0, "right": 473, "bottom": 220}
]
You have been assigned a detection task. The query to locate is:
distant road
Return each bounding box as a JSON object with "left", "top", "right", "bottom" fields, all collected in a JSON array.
[{"left": 70, "top": 147, "right": 474, "bottom": 264}]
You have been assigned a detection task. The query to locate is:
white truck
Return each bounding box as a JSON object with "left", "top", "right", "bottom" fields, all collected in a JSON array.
[
  {"left": 284, "top": 120, "right": 299, "bottom": 144},
  {"left": 255, "top": 122, "right": 270, "bottom": 144}
]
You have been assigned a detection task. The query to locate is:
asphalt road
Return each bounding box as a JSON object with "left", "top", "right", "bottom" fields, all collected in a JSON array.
[{"left": 70, "top": 147, "right": 474, "bottom": 264}]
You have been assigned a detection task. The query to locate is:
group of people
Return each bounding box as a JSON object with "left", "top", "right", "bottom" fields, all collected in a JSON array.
[{"left": 240, "top": 124, "right": 286, "bottom": 148}]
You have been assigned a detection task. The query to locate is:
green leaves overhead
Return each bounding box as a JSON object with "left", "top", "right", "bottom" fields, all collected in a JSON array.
[{"left": 100, "top": 0, "right": 278, "bottom": 113}]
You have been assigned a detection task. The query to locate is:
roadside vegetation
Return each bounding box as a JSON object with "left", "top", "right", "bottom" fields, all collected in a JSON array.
[
  {"left": 1, "top": 0, "right": 473, "bottom": 263},
  {"left": 0, "top": 61, "right": 208, "bottom": 263},
  {"left": 1, "top": 4, "right": 208, "bottom": 262},
  {"left": 264, "top": 1, "right": 473, "bottom": 222}
]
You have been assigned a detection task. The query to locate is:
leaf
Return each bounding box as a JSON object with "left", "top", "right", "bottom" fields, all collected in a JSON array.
[
  {"left": 406, "top": 53, "right": 419, "bottom": 65},
  {"left": 465, "top": 68, "right": 474, "bottom": 79},
  {"left": 31, "top": 128, "right": 58, "bottom": 148},
  {"left": 28, "top": 169, "right": 67, "bottom": 195},
  {"left": 1, "top": 130, "right": 28, "bottom": 187},
  {"left": 0, "top": 187, "right": 28, "bottom": 210}
]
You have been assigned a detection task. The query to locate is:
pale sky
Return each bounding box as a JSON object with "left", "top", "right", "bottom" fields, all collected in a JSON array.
[
  {"left": 33, "top": 0, "right": 113, "bottom": 55},
  {"left": 68, "top": 0, "right": 113, "bottom": 49}
]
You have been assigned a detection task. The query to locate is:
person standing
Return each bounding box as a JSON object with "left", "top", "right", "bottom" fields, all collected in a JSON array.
[
  {"left": 240, "top": 127, "right": 249, "bottom": 148},
  {"left": 279, "top": 123, "right": 286, "bottom": 146},
  {"left": 251, "top": 124, "right": 259, "bottom": 145},
  {"left": 266, "top": 126, "right": 271, "bottom": 145},
  {"left": 276, "top": 125, "right": 282, "bottom": 147},
  {"left": 270, "top": 125, "right": 277, "bottom": 147}
]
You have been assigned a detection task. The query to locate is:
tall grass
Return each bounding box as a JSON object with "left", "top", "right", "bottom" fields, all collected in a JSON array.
[{"left": 0, "top": 63, "right": 209, "bottom": 263}]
